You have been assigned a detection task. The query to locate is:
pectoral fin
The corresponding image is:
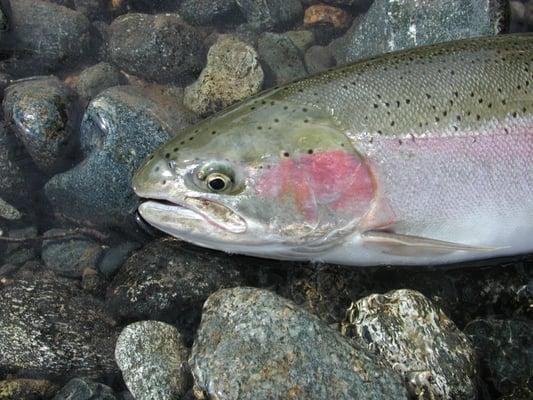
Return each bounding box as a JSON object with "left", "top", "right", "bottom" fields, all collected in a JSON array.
[{"left": 362, "top": 230, "right": 504, "bottom": 256}]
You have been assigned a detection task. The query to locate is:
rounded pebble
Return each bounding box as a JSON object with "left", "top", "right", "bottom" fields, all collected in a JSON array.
[
  {"left": 190, "top": 287, "right": 409, "bottom": 400},
  {"left": 115, "top": 321, "right": 191, "bottom": 400}
]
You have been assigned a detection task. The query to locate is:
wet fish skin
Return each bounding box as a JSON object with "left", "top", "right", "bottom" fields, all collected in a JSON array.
[{"left": 133, "top": 34, "right": 533, "bottom": 266}]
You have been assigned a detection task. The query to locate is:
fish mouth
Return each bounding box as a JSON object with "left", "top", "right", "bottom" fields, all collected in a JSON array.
[{"left": 138, "top": 196, "right": 247, "bottom": 234}]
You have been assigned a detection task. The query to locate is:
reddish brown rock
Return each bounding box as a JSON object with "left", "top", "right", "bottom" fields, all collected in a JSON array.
[{"left": 304, "top": 4, "right": 351, "bottom": 30}]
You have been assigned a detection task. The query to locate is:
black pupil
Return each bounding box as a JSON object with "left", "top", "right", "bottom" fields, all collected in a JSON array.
[{"left": 209, "top": 178, "right": 226, "bottom": 191}]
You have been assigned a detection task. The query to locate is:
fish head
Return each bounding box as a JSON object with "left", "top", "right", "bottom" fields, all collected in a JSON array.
[{"left": 133, "top": 91, "right": 376, "bottom": 259}]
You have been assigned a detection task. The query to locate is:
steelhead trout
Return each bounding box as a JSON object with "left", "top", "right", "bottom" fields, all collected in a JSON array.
[{"left": 133, "top": 34, "right": 533, "bottom": 266}]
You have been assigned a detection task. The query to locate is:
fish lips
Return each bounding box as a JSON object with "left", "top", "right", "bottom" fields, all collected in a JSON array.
[{"left": 138, "top": 196, "right": 247, "bottom": 235}]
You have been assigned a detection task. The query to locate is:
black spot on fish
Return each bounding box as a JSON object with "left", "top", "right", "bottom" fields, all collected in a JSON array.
[
  {"left": 283, "top": 151, "right": 290, "bottom": 157},
  {"left": 307, "top": 149, "right": 313, "bottom": 154},
  {"left": 173, "top": 147, "right": 179, "bottom": 152},
  {"left": 165, "top": 153, "right": 170, "bottom": 159}
]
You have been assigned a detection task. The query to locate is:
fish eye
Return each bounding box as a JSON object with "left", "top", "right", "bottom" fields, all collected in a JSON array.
[{"left": 206, "top": 173, "right": 232, "bottom": 192}]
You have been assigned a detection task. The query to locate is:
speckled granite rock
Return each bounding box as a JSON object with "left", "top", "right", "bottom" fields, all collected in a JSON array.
[
  {"left": 190, "top": 287, "right": 409, "bottom": 400},
  {"left": 464, "top": 318, "right": 533, "bottom": 396},
  {"left": 44, "top": 84, "right": 197, "bottom": 229},
  {"left": 106, "top": 238, "right": 244, "bottom": 329},
  {"left": 0, "top": 123, "right": 29, "bottom": 205},
  {"left": 52, "top": 378, "right": 117, "bottom": 400},
  {"left": 0, "top": 272, "right": 119, "bottom": 379},
  {"left": 0, "top": 379, "right": 58, "bottom": 400},
  {"left": 330, "top": 0, "right": 505, "bottom": 65},
  {"left": 236, "top": 0, "right": 303, "bottom": 31},
  {"left": 107, "top": 13, "right": 205, "bottom": 84},
  {"left": 73, "top": 62, "right": 126, "bottom": 102},
  {"left": 3, "top": 76, "right": 77, "bottom": 174},
  {"left": 342, "top": 289, "right": 477, "bottom": 399},
  {"left": 8, "top": 0, "right": 91, "bottom": 66},
  {"left": 180, "top": 0, "right": 240, "bottom": 26},
  {"left": 115, "top": 321, "right": 191, "bottom": 400},
  {"left": 257, "top": 32, "right": 308, "bottom": 86},
  {"left": 184, "top": 35, "right": 264, "bottom": 116},
  {"left": 41, "top": 229, "right": 104, "bottom": 278}
]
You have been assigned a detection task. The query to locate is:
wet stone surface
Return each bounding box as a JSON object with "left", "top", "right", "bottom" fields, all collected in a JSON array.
[
  {"left": 0, "top": 122, "right": 29, "bottom": 205},
  {"left": 184, "top": 34, "right": 264, "bottom": 116},
  {"left": 190, "top": 287, "right": 409, "bottom": 400},
  {"left": 115, "top": 321, "right": 190, "bottom": 400},
  {"left": 6, "top": 0, "right": 92, "bottom": 68},
  {"left": 3, "top": 76, "right": 78, "bottom": 174},
  {"left": 0, "top": 378, "right": 58, "bottom": 400},
  {"left": 330, "top": 0, "right": 506, "bottom": 65},
  {"left": 106, "top": 238, "right": 244, "bottom": 338},
  {"left": 41, "top": 228, "right": 104, "bottom": 278},
  {"left": 52, "top": 378, "right": 118, "bottom": 400},
  {"left": 73, "top": 62, "right": 126, "bottom": 103},
  {"left": 0, "top": 272, "right": 119, "bottom": 379},
  {"left": 44, "top": 84, "right": 197, "bottom": 230},
  {"left": 342, "top": 289, "right": 478, "bottom": 399},
  {"left": 257, "top": 32, "right": 308, "bottom": 86},
  {"left": 106, "top": 13, "right": 205, "bottom": 84},
  {"left": 464, "top": 318, "right": 533, "bottom": 397}
]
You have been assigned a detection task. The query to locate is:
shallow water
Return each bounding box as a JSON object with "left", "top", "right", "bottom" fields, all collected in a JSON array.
[{"left": 0, "top": 0, "right": 532, "bottom": 399}]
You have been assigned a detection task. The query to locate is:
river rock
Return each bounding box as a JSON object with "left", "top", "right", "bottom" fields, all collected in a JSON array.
[
  {"left": 41, "top": 228, "right": 104, "bottom": 278},
  {"left": 0, "top": 272, "right": 119, "bottom": 379},
  {"left": 52, "top": 378, "right": 117, "bottom": 400},
  {"left": 464, "top": 318, "right": 533, "bottom": 396},
  {"left": 342, "top": 289, "right": 477, "bottom": 399},
  {"left": 0, "top": 123, "right": 29, "bottom": 205},
  {"left": 0, "top": 378, "right": 58, "bottom": 400},
  {"left": 107, "top": 13, "right": 205, "bottom": 84},
  {"left": 44, "top": 84, "right": 197, "bottom": 230},
  {"left": 257, "top": 32, "right": 308, "bottom": 86},
  {"left": 235, "top": 0, "right": 303, "bottom": 31},
  {"left": 330, "top": 0, "right": 505, "bottom": 65},
  {"left": 115, "top": 321, "right": 191, "bottom": 400},
  {"left": 106, "top": 238, "right": 244, "bottom": 331},
  {"left": 305, "top": 45, "right": 336, "bottom": 74},
  {"left": 184, "top": 35, "right": 264, "bottom": 116},
  {"left": 190, "top": 287, "right": 408, "bottom": 399},
  {"left": 180, "top": 0, "right": 240, "bottom": 26},
  {"left": 7, "top": 0, "right": 91, "bottom": 66},
  {"left": 3, "top": 76, "right": 78, "bottom": 174},
  {"left": 73, "top": 62, "right": 126, "bottom": 103}
]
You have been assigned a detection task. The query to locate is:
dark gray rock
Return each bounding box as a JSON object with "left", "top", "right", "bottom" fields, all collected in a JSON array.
[
  {"left": 330, "top": 0, "right": 505, "bottom": 65},
  {"left": 180, "top": 0, "right": 241, "bottom": 26},
  {"left": 2, "top": 225, "right": 38, "bottom": 266},
  {"left": 0, "top": 378, "right": 58, "bottom": 400},
  {"left": 3, "top": 76, "right": 78, "bottom": 174},
  {"left": 257, "top": 32, "right": 308, "bottom": 86},
  {"left": 44, "top": 84, "right": 198, "bottom": 230},
  {"left": 0, "top": 123, "right": 29, "bottom": 205},
  {"left": 53, "top": 378, "right": 117, "bottom": 400},
  {"left": 41, "top": 229, "right": 104, "bottom": 278},
  {"left": 305, "top": 45, "right": 336, "bottom": 74},
  {"left": 342, "top": 289, "right": 477, "bottom": 399},
  {"left": 106, "top": 238, "right": 244, "bottom": 326},
  {"left": 0, "top": 272, "right": 119, "bottom": 379},
  {"left": 8, "top": 0, "right": 91, "bottom": 66},
  {"left": 184, "top": 34, "right": 264, "bottom": 116},
  {"left": 107, "top": 13, "right": 205, "bottom": 84},
  {"left": 190, "top": 287, "right": 409, "bottom": 400},
  {"left": 74, "top": 63, "right": 126, "bottom": 103},
  {"left": 98, "top": 241, "right": 140, "bottom": 276},
  {"left": 115, "top": 321, "right": 191, "bottom": 400},
  {"left": 464, "top": 318, "right": 533, "bottom": 396},
  {"left": 235, "top": 0, "right": 304, "bottom": 31}
]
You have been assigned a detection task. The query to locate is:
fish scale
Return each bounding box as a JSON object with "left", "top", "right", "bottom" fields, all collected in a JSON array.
[{"left": 284, "top": 35, "right": 533, "bottom": 137}]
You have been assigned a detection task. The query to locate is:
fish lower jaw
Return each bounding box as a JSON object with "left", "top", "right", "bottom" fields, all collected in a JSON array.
[{"left": 137, "top": 197, "right": 247, "bottom": 235}]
